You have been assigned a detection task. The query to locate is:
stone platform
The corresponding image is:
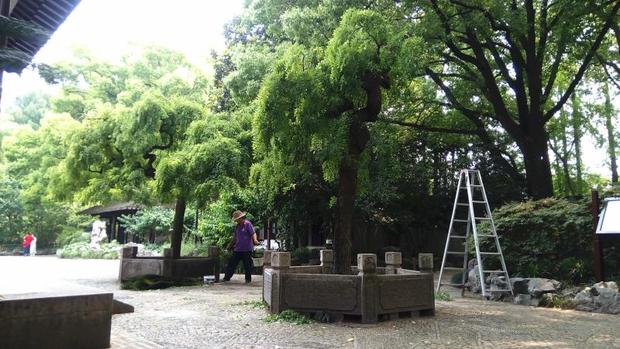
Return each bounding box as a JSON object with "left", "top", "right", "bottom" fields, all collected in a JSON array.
[
  {"left": 263, "top": 250, "right": 435, "bottom": 323},
  {"left": 0, "top": 291, "right": 113, "bottom": 349}
]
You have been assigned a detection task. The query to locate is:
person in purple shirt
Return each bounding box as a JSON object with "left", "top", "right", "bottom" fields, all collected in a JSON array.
[{"left": 223, "top": 210, "right": 259, "bottom": 283}]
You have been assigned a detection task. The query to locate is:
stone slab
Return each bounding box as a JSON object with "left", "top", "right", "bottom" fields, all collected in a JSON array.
[{"left": 0, "top": 291, "right": 113, "bottom": 349}]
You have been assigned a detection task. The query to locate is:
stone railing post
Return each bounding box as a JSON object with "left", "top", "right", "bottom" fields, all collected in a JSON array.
[
  {"left": 208, "top": 246, "right": 220, "bottom": 282},
  {"left": 267, "top": 252, "right": 290, "bottom": 314},
  {"left": 418, "top": 253, "right": 434, "bottom": 274},
  {"left": 121, "top": 246, "right": 137, "bottom": 259},
  {"left": 163, "top": 247, "right": 173, "bottom": 259},
  {"left": 118, "top": 246, "right": 137, "bottom": 281},
  {"left": 358, "top": 253, "right": 379, "bottom": 323},
  {"left": 263, "top": 250, "right": 272, "bottom": 268},
  {"left": 320, "top": 249, "right": 333, "bottom": 273},
  {"left": 385, "top": 252, "right": 402, "bottom": 274}
]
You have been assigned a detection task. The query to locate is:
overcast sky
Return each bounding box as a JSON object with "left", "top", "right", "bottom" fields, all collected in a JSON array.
[
  {"left": 1, "top": 0, "right": 245, "bottom": 115},
  {"left": 0, "top": 0, "right": 614, "bottom": 177}
]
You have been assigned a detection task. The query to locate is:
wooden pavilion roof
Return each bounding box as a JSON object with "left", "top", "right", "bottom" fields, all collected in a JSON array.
[
  {"left": 79, "top": 202, "right": 145, "bottom": 216},
  {"left": 6, "top": 0, "right": 81, "bottom": 70}
]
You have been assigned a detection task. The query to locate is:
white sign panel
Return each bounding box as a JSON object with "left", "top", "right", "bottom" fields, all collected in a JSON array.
[{"left": 597, "top": 200, "right": 620, "bottom": 234}]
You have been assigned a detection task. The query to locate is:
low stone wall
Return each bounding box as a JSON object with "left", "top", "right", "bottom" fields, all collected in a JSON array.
[
  {"left": 119, "top": 246, "right": 220, "bottom": 282},
  {"left": 0, "top": 291, "right": 113, "bottom": 349},
  {"left": 263, "top": 250, "right": 434, "bottom": 323}
]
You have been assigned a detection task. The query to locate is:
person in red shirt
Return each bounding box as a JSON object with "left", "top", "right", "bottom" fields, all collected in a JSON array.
[{"left": 22, "top": 232, "right": 34, "bottom": 256}]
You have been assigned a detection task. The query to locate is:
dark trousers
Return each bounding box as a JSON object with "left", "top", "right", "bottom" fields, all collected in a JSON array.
[
  {"left": 224, "top": 251, "right": 253, "bottom": 282},
  {"left": 23, "top": 245, "right": 30, "bottom": 256}
]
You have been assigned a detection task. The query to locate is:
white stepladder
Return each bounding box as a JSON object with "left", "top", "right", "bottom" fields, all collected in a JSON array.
[{"left": 436, "top": 169, "right": 513, "bottom": 298}]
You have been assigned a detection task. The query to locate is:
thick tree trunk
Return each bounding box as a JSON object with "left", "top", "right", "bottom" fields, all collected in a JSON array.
[
  {"left": 518, "top": 126, "right": 554, "bottom": 199},
  {"left": 334, "top": 154, "right": 358, "bottom": 274},
  {"left": 171, "top": 197, "right": 186, "bottom": 259}
]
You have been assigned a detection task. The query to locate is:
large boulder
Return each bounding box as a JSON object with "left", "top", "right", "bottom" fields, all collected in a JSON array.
[{"left": 575, "top": 281, "right": 620, "bottom": 314}]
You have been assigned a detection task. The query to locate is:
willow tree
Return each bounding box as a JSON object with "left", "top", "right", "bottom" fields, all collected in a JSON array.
[
  {"left": 254, "top": 9, "right": 402, "bottom": 273},
  {"left": 410, "top": 0, "right": 620, "bottom": 198},
  {"left": 44, "top": 48, "right": 244, "bottom": 258}
]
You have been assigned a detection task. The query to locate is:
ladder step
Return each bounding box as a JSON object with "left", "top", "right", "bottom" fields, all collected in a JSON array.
[
  {"left": 472, "top": 200, "right": 486, "bottom": 203},
  {"left": 456, "top": 203, "right": 469, "bottom": 206},
  {"left": 474, "top": 217, "right": 492, "bottom": 220},
  {"left": 450, "top": 235, "right": 467, "bottom": 239},
  {"left": 443, "top": 267, "right": 465, "bottom": 271},
  {"left": 479, "top": 252, "right": 501, "bottom": 255},
  {"left": 447, "top": 251, "right": 466, "bottom": 255},
  {"left": 440, "top": 283, "right": 464, "bottom": 287},
  {"left": 482, "top": 270, "right": 506, "bottom": 273},
  {"left": 477, "top": 234, "right": 495, "bottom": 237},
  {"left": 453, "top": 219, "right": 468, "bottom": 222}
]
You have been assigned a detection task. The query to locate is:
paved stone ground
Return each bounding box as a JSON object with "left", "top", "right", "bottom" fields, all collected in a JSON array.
[{"left": 1, "top": 256, "right": 619, "bottom": 348}]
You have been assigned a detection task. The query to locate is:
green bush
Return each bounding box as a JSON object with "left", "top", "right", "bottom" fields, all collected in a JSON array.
[
  {"left": 487, "top": 198, "right": 594, "bottom": 284},
  {"left": 291, "top": 247, "right": 311, "bottom": 264},
  {"left": 57, "top": 241, "right": 121, "bottom": 259},
  {"left": 55, "top": 228, "right": 89, "bottom": 247}
]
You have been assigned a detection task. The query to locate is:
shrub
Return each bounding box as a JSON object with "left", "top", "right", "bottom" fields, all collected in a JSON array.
[
  {"left": 55, "top": 228, "right": 89, "bottom": 247},
  {"left": 487, "top": 198, "right": 594, "bottom": 284},
  {"left": 264, "top": 309, "right": 313, "bottom": 325},
  {"left": 57, "top": 241, "right": 121, "bottom": 259},
  {"left": 291, "top": 247, "right": 311, "bottom": 264}
]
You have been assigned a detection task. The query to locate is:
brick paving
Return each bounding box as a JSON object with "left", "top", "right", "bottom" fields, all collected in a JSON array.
[{"left": 1, "top": 256, "right": 619, "bottom": 348}]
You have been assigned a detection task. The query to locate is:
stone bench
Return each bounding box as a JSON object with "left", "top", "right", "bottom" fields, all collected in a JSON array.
[{"left": 0, "top": 291, "right": 114, "bottom": 349}]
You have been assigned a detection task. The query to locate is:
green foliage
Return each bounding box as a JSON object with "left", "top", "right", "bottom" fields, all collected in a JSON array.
[
  {"left": 121, "top": 275, "right": 202, "bottom": 291},
  {"left": 55, "top": 228, "right": 89, "bottom": 247},
  {"left": 490, "top": 198, "right": 594, "bottom": 284},
  {"left": 539, "top": 294, "right": 576, "bottom": 310},
  {"left": 234, "top": 299, "right": 267, "bottom": 309},
  {"left": 434, "top": 290, "right": 452, "bottom": 301},
  {"left": 57, "top": 241, "right": 120, "bottom": 259},
  {"left": 264, "top": 309, "right": 313, "bottom": 325},
  {"left": 291, "top": 247, "right": 311, "bottom": 264},
  {"left": 8, "top": 91, "right": 50, "bottom": 129},
  {"left": 118, "top": 207, "right": 173, "bottom": 242}
]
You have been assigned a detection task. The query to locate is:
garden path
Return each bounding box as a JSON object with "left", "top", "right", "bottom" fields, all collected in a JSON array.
[{"left": 0, "top": 256, "right": 618, "bottom": 348}]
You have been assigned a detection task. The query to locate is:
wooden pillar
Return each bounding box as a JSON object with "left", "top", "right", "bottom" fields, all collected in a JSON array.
[{"left": 591, "top": 190, "right": 604, "bottom": 281}]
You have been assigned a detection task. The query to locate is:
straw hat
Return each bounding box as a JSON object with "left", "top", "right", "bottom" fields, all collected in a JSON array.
[{"left": 231, "top": 210, "right": 246, "bottom": 221}]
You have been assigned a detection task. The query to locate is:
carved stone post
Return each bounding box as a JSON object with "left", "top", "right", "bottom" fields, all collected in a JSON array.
[
  {"left": 118, "top": 246, "right": 137, "bottom": 281},
  {"left": 263, "top": 250, "right": 272, "bottom": 268},
  {"left": 358, "top": 253, "right": 378, "bottom": 323},
  {"left": 385, "top": 251, "right": 402, "bottom": 274},
  {"left": 163, "top": 248, "right": 173, "bottom": 259},
  {"left": 320, "top": 249, "right": 333, "bottom": 273},
  {"left": 266, "top": 252, "right": 290, "bottom": 314},
  {"left": 418, "top": 253, "right": 434, "bottom": 273}
]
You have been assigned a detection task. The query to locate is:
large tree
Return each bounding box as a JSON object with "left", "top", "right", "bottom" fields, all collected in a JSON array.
[
  {"left": 254, "top": 9, "right": 402, "bottom": 273},
  {"left": 409, "top": 0, "right": 620, "bottom": 198}
]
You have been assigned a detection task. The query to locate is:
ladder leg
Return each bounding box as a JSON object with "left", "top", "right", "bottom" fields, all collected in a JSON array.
[
  {"left": 460, "top": 214, "right": 471, "bottom": 296},
  {"left": 437, "top": 171, "right": 465, "bottom": 293}
]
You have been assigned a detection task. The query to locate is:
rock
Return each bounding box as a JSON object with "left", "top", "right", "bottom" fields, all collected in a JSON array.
[
  {"left": 574, "top": 282, "right": 620, "bottom": 315},
  {"left": 510, "top": 278, "right": 529, "bottom": 295},
  {"left": 574, "top": 291, "right": 592, "bottom": 305},
  {"left": 513, "top": 294, "right": 532, "bottom": 306},
  {"left": 594, "top": 281, "right": 618, "bottom": 293},
  {"left": 467, "top": 265, "right": 481, "bottom": 293},
  {"left": 527, "top": 278, "right": 560, "bottom": 297},
  {"left": 561, "top": 286, "right": 581, "bottom": 298}
]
